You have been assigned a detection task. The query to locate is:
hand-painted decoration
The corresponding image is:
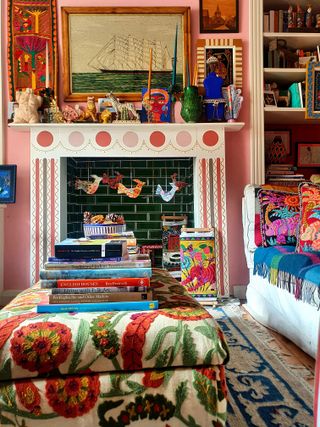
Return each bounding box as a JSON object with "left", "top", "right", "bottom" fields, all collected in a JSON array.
[
  {"left": 117, "top": 179, "right": 145, "bottom": 199},
  {"left": 101, "top": 171, "right": 123, "bottom": 189},
  {"left": 74, "top": 175, "right": 103, "bottom": 195},
  {"left": 8, "top": 0, "right": 58, "bottom": 100},
  {"left": 155, "top": 183, "right": 178, "bottom": 202},
  {"left": 171, "top": 173, "right": 188, "bottom": 191}
]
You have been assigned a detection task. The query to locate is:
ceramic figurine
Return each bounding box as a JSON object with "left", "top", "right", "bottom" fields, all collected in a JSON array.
[
  {"left": 79, "top": 96, "right": 98, "bottom": 122},
  {"left": 296, "top": 4, "right": 304, "bottom": 28},
  {"left": 222, "top": 85, "right": 243, "bottom": 122},
  {"left": 305, "top": 5, "right": 313, "bottom": 28},
  {"left": 203, "top": 56, "right": 225, "bottom": 122},
  {"left": 13, "top": 88, "right": 42, "bottom": 123},
  {"left": 62, "top": 105, "right": 79, "bottom": 123},
  {"left": 106, "top": 92, "right": 140, "bottom": 122}
]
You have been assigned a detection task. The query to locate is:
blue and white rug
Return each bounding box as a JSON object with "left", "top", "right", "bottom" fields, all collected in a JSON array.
[{"left": 209, "top": 305, "right": 314, "bottom": 427}]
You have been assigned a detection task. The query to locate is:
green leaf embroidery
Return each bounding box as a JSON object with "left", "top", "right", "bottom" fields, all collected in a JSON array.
[
  {"left": 145, "top": 326, "right": 177, "bottom": 360},
  {"left": 69, "top": 318, "right": 90, "bottom": 373},
  {"left": 155, "top": 347, "right": 170, "bottom": 368},
  {"left": 0, "top": 413, "right": 15, "bottom": 425},
  {"left": 193, "top": 370, "right": 218, "bottom": 416},
  {"left": 175, "top": 380, "right": 188, "bottom": 413},
  {"left": 0, "top": 359, "right": 12, "bottom": 382},
  {"left": 126, "top": 380, "right": 146, "bottom": 394},
  {"left": 182, "top": 324, "right": 197, "bottom": 366}
]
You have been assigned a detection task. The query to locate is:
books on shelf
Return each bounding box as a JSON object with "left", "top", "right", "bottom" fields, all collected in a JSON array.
[
  {"left": 54, "top": 238, "right": 128, "bottom": 259},
  {"left": 50, "top": 286, "right": 149, "bottom": 294},
  {"left": 49, "top": 289, "right": 153, "bottom": 304},
  {"left": 39, "top": 267, "right": 152, "bottom": 280},
  {"left": 36, "top": 300, "right": 159, "bottom": 313},
  {"left": 40, "top": 277, "right": 151, "bottom": 289}
]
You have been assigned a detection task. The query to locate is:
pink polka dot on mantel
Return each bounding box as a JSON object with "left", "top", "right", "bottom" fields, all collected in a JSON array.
[
  {"left": 68, "top": 131, "right": 85, "bottom": 147},
  {"left": 150, "top": 131, "right": 165, "bottom": 148},
  {"left": 36, "top": 131, "right": 53, "bottom": 147},
  {"left": 123, "top": 131, "right": 139, "bottom": 148},
  {"left": 176, "top": 131, "right": 192, "bottom": 148},
  {"left": 202, "top": 130, "right": 219, "bottom": 147},
  {"left": 95, "top": 131, "right": 111, "bottom": 147}
]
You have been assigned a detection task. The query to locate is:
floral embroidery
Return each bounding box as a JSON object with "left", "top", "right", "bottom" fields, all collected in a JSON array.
[
  {"left": 10, "top": 322, "right": 72, "bottom": 373},
  {"left": 142, "top": 370, "right": 165, "bottom": 388},
  {"left": 91, "top": 314, "right": 119, "bottom": 359},
  {"left": 0, "top": 313, "right": 38, "bottom": 349},
  {"left": 159, "top": 306, "right": 212, "bottom": 321},
  {"left": 16, "top": 380, "right": 41, "bottom": 415},
  {"left": 46, "top": 373, "right": 100, "bottom": 417}
]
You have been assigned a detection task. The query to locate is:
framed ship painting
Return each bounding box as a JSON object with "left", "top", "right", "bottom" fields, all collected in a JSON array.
[
  {"left": 61, "top": 7, "right": 191, "bottom": 102},
  {"left": 199, "top": 0, "right": 239, "bottom": 33}
]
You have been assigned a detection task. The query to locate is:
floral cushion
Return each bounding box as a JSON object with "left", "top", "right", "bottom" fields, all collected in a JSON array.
[
  {"left": 258, "top": 189, "right": 300, "bottom": 247},
  {"left": 296, "top": 182, "right": 320, "bottom": 253}
]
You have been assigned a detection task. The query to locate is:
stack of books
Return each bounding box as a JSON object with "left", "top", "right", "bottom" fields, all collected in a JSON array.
[
  {"left": 265, "top": 163, "right": 305, "bottom": 186},
  {"left": 36, "top": 238, "right": 157, "bottom": 313}
]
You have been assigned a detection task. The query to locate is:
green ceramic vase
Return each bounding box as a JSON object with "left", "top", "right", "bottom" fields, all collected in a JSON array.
[{"left": 180, "top": 86, "right": 202, "bottom": 123}]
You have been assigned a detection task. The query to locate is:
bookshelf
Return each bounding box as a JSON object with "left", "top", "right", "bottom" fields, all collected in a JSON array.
[{"left": 249, "top": 0, "right": 320, "bottom": 184}]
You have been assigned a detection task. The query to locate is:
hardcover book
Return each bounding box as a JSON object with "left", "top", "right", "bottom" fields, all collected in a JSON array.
[
  {"left": 36, "top": 300, "right": 159, "bottom": 313},
  {"left": 40, "top": 277, "right": 151, "bottom": 289},
  {"left": 54, "top": 238, "right": 128, "bottom": 259},
  {"left": 39, "top": 267, "right": 152, "bottom": 280},
  {"left": 49, "top": 290, "right": 153, "bottom": 304},
  {"left": 51, "top": 286, "right": 149, "bottom": 294}
]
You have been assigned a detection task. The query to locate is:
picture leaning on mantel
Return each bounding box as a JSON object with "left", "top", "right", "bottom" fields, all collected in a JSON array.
[{"left": 61, "top": 7, "right": 191, "bottom": 102}]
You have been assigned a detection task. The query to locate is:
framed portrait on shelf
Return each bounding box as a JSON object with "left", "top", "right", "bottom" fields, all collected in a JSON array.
[
  {"left": 297, "top": 143, "right": 320, "bottom": 167},
  {"left": 305, "top": 61, "right": 320, "bottom": 119},
  {"left": 264, "top": 91, "right": 277, "bottom": 107},
  {"left": 0, "top": 165, "right": 17, "bottom": 204},
  {"left": 61, "top": 7, "right": 191, "bottom": 102},
  {"left": 195, "top": 38, "right": 242, "bottom": 89},
  {"left": 264, "top": 130, "right": 291, "bottom": 163},
  {"left": 199, "top": 0, "right": 239, "bottom": 33}
]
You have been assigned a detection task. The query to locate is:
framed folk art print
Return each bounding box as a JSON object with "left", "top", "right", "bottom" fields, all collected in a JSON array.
[
  {"left": 305, "top": 61, "right": 320, "bottom": 119},
  {"left": 0, "top": 165, "right": 17, "bottom": 204},
  {"left": 199, "top": 0, "right": 239, "bottom": 33}
]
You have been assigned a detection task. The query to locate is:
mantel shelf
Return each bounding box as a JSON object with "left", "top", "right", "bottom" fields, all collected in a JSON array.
[{"left": 8, "top": 122, "right": 245, "bottom": 133}]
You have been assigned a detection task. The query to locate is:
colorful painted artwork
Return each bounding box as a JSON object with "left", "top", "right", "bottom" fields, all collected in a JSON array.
[
  {"left": 7, "top": 0, "right": 58, "bottom": 100},
  {"left": 141, "top": 88, "right": 171, "bottom": 123},
  {"left": 180, "top": 229, "right": 216, "bottom": 297},
  {"left": 0, "top": 165, "right": 17, "bottom": 204}
]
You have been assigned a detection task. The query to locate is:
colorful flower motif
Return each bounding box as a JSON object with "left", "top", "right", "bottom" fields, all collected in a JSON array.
[
  {"left": 142, "top": 370, "right": 165, "bottom": 388},
  {"left": 196, "top": 367, "right": 217, "bottom": 381},
  {"left": 16, "top": 380, "right": 41, "bottom": 415},
  {"left": 218, "top": 366, "right": 228, "bottom": 398},
  {"left": 284, "top": 194, "right": 299, "bottom": 207},
  {"left": 10, "top": 322, "right": 72, "bottom": 373},
  {"left": 0, "top": 313, "right": 38, "bottom": 350},
  {"left": 91, "top": 314, "right": 119, "bottom": 359},
  {"left": 46, "top": 374, "right": 100, "bottom": 418},
  {"left": 159, "top": 305, "right": 211, "bottom": 321},
  {"left": 5, "top": 291, "right": 48, "bottom": 312}
]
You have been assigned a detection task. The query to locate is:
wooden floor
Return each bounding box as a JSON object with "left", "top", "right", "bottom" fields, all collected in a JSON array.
[{"left": 240, "top": 303, "right": 316, "bottom": 390}]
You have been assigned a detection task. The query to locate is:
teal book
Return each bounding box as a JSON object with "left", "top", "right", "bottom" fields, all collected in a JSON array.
[
  {"left": 288, "top": 83, "right": 302, "bottom": 108},
  {"left": 36, "top": 300, "right": 159, "bottom": 313},
  {"left": 39, "top": 267, "right": 152, "bottom": 280}
]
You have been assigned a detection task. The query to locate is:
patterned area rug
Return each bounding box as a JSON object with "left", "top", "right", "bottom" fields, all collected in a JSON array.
[{"left": 208, "top": 304, "right": 314, "bottom": 427}]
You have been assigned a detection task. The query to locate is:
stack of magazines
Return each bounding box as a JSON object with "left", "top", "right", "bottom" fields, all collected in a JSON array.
[{"left": 36, "top": 237, "right": 157, "bottom": 313}]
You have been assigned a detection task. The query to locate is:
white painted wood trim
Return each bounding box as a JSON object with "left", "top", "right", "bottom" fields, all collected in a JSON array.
[{"left": 249, "top": 0, "right": 265, "bottom": 185}]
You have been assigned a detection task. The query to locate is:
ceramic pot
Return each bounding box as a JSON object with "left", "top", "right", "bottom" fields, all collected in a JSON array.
[{"left": 180, "top": 86, "right": 202, "bottom": 123}]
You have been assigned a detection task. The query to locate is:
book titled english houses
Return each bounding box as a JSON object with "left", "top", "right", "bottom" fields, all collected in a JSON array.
[{"left": 54, "top": 238, "right": 127, "bottom": 259}]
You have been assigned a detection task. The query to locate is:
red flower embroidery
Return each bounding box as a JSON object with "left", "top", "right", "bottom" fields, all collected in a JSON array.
[
  {"left": 16, "top": 380, "right": 41, "bottom": 415},
  {"left": 142, "top": 370, "right": 165, "bottom": 388},
  {"left": 0, "top": 313, "right": 38, "bottom": 349},
  {"left": 196, "top": 367, "right": 217, "bottom": 381},
  {"left": 46, "top": 374, "right": 100, "bottom": 418},
  {"left": 10, "top": 322, "right": 72, "bottom": 373},
  {"left": 219, "top": 366, "right": 228, "bottom": 398},
  {"left": 159, "top": 306, "right": 212, "bottom": 321}
]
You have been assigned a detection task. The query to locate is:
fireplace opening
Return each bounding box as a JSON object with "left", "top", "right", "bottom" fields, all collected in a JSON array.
[{"left": 66, "top": 157, "right": 194, "bottom": 267}]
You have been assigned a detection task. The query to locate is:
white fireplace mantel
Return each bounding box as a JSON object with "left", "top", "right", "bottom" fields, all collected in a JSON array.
[{"left": 10, "top": 121, "right": 244, "bottom": 296}]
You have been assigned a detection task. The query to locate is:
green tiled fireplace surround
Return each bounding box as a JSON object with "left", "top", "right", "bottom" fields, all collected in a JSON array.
[{"left": 67, "top": 157, "right": 194, "bottom": 266}]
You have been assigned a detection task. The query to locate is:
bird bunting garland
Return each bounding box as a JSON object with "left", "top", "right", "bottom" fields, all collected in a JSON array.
[
  {"left": 155, "top": 182, "right": 178, "bottom": 202},
  {"left": 102, "top": 171, "right": 123, "bottom": 189},
  {"left": 171, "top": 173, "right": 188, "bottom": 191},
  {"left": 117, "top": 179, "right": 145, "bottom": 199},
  {"left": 74, "top": 174, "right": 103, "bottom": 195}
]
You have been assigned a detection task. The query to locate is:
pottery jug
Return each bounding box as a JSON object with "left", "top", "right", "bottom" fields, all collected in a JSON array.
[{"left": 180, "top": 86, "right": 202, "bottom": 123}]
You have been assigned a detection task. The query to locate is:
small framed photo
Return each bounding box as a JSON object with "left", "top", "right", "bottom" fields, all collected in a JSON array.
[
  {"left": 199, "top": 0, "right": 239, "bottom": 33},
  {"left": 305, "top": 61, "right": 320, "bottom": 119},
  {"left": 297, "top": 143, "right": 320, "bottom": 167},
  {"left": 264, "top": 91, "right": 277, "bottom": 107},
  {"left": 265, "top": 130, "right": 291, "bottom": 159},
  {"left": 0, "top": 165, "right": 17, "bottom": 204}
]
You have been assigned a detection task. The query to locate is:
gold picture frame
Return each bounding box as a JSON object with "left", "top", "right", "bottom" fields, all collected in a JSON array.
[
  {"left": 305, "top": 60, "right": 320, "bottom": 119},
  {"left": 195, "top": 38, "right": 242, "bottom": 90},
  {"left": 61, "top": 7, "right": 191, "bottom": 102}
]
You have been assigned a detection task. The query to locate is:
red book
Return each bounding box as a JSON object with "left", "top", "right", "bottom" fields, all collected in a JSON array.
[{"left": 40, "top": 277, "right": 151, "bottom": 289}]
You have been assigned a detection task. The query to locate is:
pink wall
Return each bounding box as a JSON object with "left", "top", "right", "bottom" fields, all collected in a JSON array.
[{"left": 2, "top": 0, "right": 250, "bottom": 292}]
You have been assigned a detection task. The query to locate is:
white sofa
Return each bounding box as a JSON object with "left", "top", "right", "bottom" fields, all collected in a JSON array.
[{"left": 242, "top": 184, "right": 320, "bottom": 358}]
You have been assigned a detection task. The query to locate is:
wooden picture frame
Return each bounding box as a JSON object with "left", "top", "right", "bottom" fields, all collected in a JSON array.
[
  {"left": 61, "top": 7, "right": 191, "bottom": 102},
  {"left": 265, "top": 130, "right": 291, "bottom": 157},
  {"left": 0, "top": 165, "right": 17, "bottom": 204},
  {"left": 199, "top": 0, "right": 239, "bottom": 33},
  {"left": 196, "top": 39, "right": 242, "bottom": 89},
  {"left": 297, "top": 143, "right": 320, "bottom": 167},
  {"left": 305, "top": 61, "right": 320, "bottom": 119},
  {"left": 264, "top": 91, "right": 277, "bottom": 107}
]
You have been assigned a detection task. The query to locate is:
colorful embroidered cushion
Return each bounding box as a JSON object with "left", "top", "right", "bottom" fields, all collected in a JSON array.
[
  {"left": 258, "top": 189, "right": 300, "bottom": 247},
  {"left": 296, "top": 182, "right": 320, "bottom": 254}
]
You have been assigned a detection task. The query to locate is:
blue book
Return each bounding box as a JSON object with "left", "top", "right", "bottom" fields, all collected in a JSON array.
[
  {"left": 39, "top": 267, "right": 152, "bottom": 280},
  {"left": 36, "top": 300, "right": 159, "bottom": 313},
  {"left": 54, "top": 238, "right": 127, "bottom": 259}
]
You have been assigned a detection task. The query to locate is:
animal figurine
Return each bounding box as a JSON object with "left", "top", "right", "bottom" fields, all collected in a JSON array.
[
  {"left": 101, "top": 171, "right": 123, "bottom": 189},
  {"left": 117, "top": 179, "right": 145, "bottom": 198},
  {"left": 62, "top": 105, "right": 79, "bottom": 123},
  {"left": 171, "top": 173, "right": 188, "bottom": 191},
  {"left": 155, "top": 183, "right": 178, "bottom": 202},
  {"left": 14, "top": 88, "right": 42, "bottom": 123},
  {"left": 99, "top": 109, "right": 112, "bottom": 123},
  {"left": 74, "top": 174, "right": 103, "bottom": 194},
  {"left": 79, "top": 96, "right": 98, "bottom": 122},
  {"left": 105, "top": 92, "right": 140, "bottom": 122}
]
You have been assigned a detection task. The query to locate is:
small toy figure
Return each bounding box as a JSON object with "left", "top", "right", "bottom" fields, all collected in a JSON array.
[
  {"left": 13, "top": 88, "right": 42, "bottom": 123},
  {"left": 296, "top": 4, "right": 304, "bottom": 28},
  {"left": 287, "top": 5, "right": 296, "bottom": 29},
  {"left": 203, "top": 56, "right": 225, "bottom": 121},
  {"left": 305, "top": 5, "right": 313, "bottom": 28},
  {"left": 79, "top": 96, "right": 98, "bottom": 122},
  {"left": 99, "top": 109, "right": 112, "bottom": 123},
  {"left": 62, "top": 105, "right": 79, "bottom": 123},
  {"left": 74, "top": 174, "right": 103, "bottom": 194}
]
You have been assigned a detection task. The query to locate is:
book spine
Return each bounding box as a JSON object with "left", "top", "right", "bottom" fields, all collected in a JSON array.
[
  {"left": 39, "top": 267, "right": 152, "bottom": 280},
  {"left": 44, "top": 260, "right": 151, "bottom": 270},
  {"left": 40, "top": 277, "right": 151, "bottom": 289},
  {"left": 49, "top": 291, "right": 153, "bottom": 304},
  {"left": 51, "top": 286, "right": 149, "bottom": 294},
  {"left": 36, "top": 300, "right": 159, "bottom": 313},
  {"left": 54, "top": 249, "right": 124, "bottom": 259}
]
